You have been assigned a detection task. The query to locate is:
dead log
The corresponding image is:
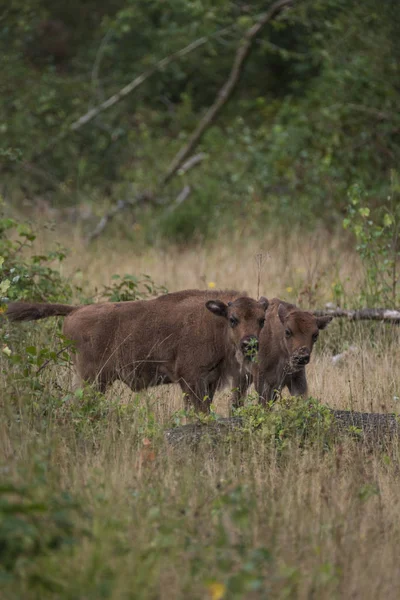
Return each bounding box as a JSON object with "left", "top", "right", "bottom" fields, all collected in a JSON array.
[
  {"left": 164, "top": 409, "right": 400, "bottom": 447},
  {"left": 313, "top": 307, "right": 400, "bottom": 324},
  {"left": 164, "top": 417, "right": 243, "bottom": 447}
]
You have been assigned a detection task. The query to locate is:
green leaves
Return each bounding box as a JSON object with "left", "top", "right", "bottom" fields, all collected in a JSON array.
[
  {"left": 234, "top": 397, "right": 334, "bottom": 451},
  {"left": 343, "top": 178, "right": 400, "bottom": 306},
  {"left": 102, "top": 273, "right": 167, "bottom": 302},
  {"left": 0, "top": 208, "right": 72, "bottom": 303},
  {"left": 0, "top": 477, "right": 89, "bottom": 587}
]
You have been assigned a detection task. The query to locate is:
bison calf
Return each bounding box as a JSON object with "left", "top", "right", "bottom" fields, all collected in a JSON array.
[
  {"left": 6, "top": 290, "right": 268, "bottom": 413},
  {"left": 232, "top": 298, "right": 331, "bottom": 407}
]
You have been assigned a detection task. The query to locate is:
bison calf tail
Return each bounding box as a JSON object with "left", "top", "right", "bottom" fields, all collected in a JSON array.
[{"left": 5, "top": 301, "right": 77, "bottom": 322}]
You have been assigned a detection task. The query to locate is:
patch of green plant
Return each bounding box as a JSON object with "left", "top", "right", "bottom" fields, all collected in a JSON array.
[
  {"left": 0, "top": 205, "right": 72, "bottom": 306},
  {"left": 234, "top": 396, "right": 334, "bottom": 450},
  {"left": 101, "top": 273, "right": 168, "bottom": 302},
  {"left": 243, "top": 337, "right": 259, "bottom": 363},
  {"left": 0, "top": 461, "right": 89, "bottom": 592},
  {"left": 343, "top": 174, "right": 400, "bottom": 306}
]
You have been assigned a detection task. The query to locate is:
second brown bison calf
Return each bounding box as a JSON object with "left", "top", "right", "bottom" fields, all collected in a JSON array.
[
  {"left": 6, "top": 290, "right": 268, "bottom": 413},
  {"left": 233, "top": 298, "right": 332, "bottom": 407}
]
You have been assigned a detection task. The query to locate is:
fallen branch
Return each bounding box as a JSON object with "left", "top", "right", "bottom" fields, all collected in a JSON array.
[
  {"left": 313, "top": 307, "right": 400, "bottom": 324},
  {"left": 70, "top": 36, "right": 211, "bottom": 132},
  {"left": 178, "top": 153, "right": 208, "bottom": 175},
  {"left": 164, "top": 409, "right": 400, "bottom": 447},
  {"left": 81, "top": 2, "right": 293, "bottom": 242},
  {"left": 26, "top": 26, "right": 234, "bottom": 167},
  {"left": 165, "top": 185, "right": 192, "bottom": 215},
  {"left": 162, "top": 0, "right": 294, "bottom": 185},
  {"left": 86, "top": 192, "right": 154, "bottom": 243}
]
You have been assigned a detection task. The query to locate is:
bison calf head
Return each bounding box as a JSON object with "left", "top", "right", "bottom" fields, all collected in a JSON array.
[
  {"left": 278, "top": 304, "right": 332, "bottom": 371},
  {"left": 206, "top": 296, "right": 269, "bottom": 365}
]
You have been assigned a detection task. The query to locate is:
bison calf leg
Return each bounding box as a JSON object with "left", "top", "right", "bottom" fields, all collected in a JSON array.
[
  {"left": 285, "top": 370, "right": 308, "bottom": 397},
  {"left": 230, "top": 371, "right": 252, "bottom": 413},
  {"left": 71, "top": 370, "right": 109, "bottom": 395},
  {"left": 256, "top": 380, "right": 281, "bottom": 407},
  {"left": 180, "top": 381, "right": 215, "bottom": 414}
]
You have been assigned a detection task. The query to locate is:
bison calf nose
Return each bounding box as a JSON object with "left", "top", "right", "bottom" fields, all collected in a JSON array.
[
  {"left": 298, "top": 355, "right": 310, "bottom": 365},
  {"left": 297, "top": 351, "right": 310, "bottom": 365},
  {"left": 240, "top": 335, "right": 259, "bottom": 356}
]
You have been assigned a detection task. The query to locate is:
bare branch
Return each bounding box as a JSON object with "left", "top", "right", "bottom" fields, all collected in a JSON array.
[
  {"left": 178, "top": 153, "right": 208, "bottom": 175},
  {"left": 26, "top": 25, "right": 234, "bottom": 166},
  {"left": 36, "top": 344, "right": 73, "bottom": 375},
  {"left": 71, "top": 27, "right": 233, "bottom": 132},
  {"left": 313, "top": 307, "right": 400, "bottom": 324},
  {"left": 91, "top": 28, "right": 113, "bottom": 103},
  {"left": 84, "top": 3, "right": 293, "bottom": 242},
  {"left": 162, "top": 0, "right": 294, "bottom": 186},
  {"left": 165, "top": 185, "right": 192, "bottom": 215},
  {"left": 86, "top": 192, "right": 154, "bottom": 243}
]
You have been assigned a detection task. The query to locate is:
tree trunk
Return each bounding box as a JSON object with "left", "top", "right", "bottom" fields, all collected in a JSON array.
[{"left": 164, "top": 409, "right": 400, "bottom": 447}]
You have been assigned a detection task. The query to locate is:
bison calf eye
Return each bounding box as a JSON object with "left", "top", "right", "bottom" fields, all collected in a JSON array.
[
  {"left": 312, "top": 333, "right": 319, "bottom": 342},
  {"left": 259, "top": 318, "right": 265, "bottom": 328},
  {"left": 230, "top": 316, "right": 238, "bottom": 328},
  {"left": 285, "top": 328, "right": 292, "bottom": 338}
]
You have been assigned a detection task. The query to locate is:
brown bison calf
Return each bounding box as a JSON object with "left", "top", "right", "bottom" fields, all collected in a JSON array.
[
  {"left": 232, "top": 298, "right": 331, "bottom": 407},
  {"left": 6, "top": 290, "right": 268, "bottom": 413}
]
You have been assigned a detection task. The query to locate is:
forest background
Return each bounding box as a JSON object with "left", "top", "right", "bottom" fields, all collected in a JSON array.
[{"left": 2, "top": 0, "right": 399, "bottom": 242}]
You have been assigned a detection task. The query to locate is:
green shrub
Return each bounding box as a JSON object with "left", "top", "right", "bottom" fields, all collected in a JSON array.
[
  {"left": 0, "top": 207, "right": 72, "bottom": 306},
  {"left": 343, "top": 175, "right": 400, "bottom": 306},
  {"left": 101, "top": 273, "right": 167, "bottom": 302},
  {"left": 235, "top": 396, "right": 334, "bottom": 451},
  {"left": 0, "top": 463, "right": 89, "bottom": 592}
]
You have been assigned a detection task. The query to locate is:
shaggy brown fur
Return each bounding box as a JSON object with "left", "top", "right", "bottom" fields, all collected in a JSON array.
[
  {"left": 6, "top": 290, "right": 268, "bottom": 413},
  {"left": 232, "top": 298, "right": 332, "bottom": 407}
]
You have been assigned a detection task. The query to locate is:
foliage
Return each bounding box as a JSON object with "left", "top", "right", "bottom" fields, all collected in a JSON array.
[
  {"left": 1, "top": 217, "right": 400, "bottom": 597},
  {"left": 1, "top": 1, "right": 400, "bottom": 240},
  {"left": 343, "top": 175, "right": 400, "bottom": 306},
  {"left": 235, "top": 396, "right": 334, "bottom": 450},
  {"left": 101, "top": 273, "right": 168, "bottom": 302},
  {"left": 0, "top": 206, "right": 72, "bottom": 306},
  {"left": 0, "top": 211, "right": 169, "bottom": 443},
  {"left": 0, "top": 463, "right": 89, "bottom": 592}
]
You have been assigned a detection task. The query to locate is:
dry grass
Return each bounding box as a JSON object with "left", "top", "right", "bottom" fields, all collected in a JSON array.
[{"left": 2, "top": 222, "right": 400, "bottom": 599}]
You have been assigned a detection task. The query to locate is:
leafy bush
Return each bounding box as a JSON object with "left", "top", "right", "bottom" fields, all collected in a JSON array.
[
  {"left": 2, "top": 1, "right": 400, "bottom": 241},
  {"left": 235, "top": 396, "right": 334, "bottom": 451},
  {"left": 0, "top": 207, "right": 72, "bottom": 306},
  {"left": 101, "top": 273, "right": 167, "bottom": 302},
  {"left": 343, "top": 176, "right": 400, "bottom": 306},
  {"left": 0, "top": 465, "right": 89, "bottom": 592}
]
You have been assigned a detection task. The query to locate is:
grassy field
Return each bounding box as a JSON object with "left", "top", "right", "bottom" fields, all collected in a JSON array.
[{"left": 1, "top": 222, "right": 400, "bottom": 599}]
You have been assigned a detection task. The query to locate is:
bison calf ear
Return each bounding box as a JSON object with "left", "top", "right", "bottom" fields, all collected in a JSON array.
[
  {"left": 316, "top": 316, "right": 332, "bottom": 330},
  {"left": 206, "top": 300, "right": 228, "bottom": 319},
  {"left": 278, "top": 303, "right": 288, "bottom": 324},
  {"left": 258, "top": 296, "right": 269, "bottom": 311}
]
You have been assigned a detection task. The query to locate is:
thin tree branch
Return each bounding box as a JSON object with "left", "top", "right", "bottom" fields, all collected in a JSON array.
[
  {"left": 313, "top": 307, "right": 400, "bottom": 324},
  {"left": 178, "top": 153, "right": 207, "bottom": 175},
  {"left": 162, "top": 0, "right": 294, "bottom": 186},
  {"left": 36, "top": 344, "right": 73, "bottom": 375},
  {"left": 71, "top": 27, "right": 233, "bottom": 132},
  {"left": 165, "top": 185, "right": 192, "bottom": 215},
  {"left": 91, "top": 28, "right": 113, "bottom": 103},
  {"left": 86, "top": 2, "right": 292, "bottom": 242},
  {"left": 26, "top": 25, "right": 234, "bottom": 165},
  {"left": 86, "top": 192, "right": 155, "bottom": 243}
]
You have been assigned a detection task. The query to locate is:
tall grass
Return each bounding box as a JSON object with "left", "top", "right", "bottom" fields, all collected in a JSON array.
[{"left": 1, "top": 222, "right": 400, "bottom": 599}]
